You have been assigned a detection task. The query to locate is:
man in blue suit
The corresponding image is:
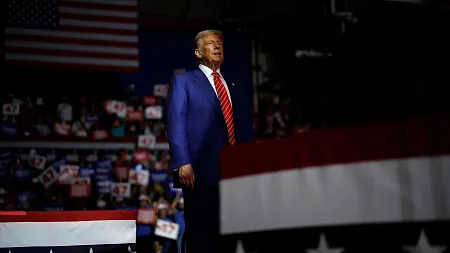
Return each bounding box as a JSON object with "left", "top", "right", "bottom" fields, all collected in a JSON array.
[{"left": 167, "top": 30, "right": 254, "bottom": 253}]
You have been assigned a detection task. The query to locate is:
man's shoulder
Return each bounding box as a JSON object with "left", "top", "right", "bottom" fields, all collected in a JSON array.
[{"left": 173, "top": 69, "right": 199, "bottom": 80}]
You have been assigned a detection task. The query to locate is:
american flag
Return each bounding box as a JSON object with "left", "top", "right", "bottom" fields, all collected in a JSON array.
[{"left": 5, "top": 0, "right": 139, "bottom": 72}]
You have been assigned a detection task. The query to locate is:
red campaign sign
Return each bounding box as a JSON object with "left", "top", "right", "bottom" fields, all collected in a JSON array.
[
  {"left": 132, "top": 149, "right": 149, "bottom": 163},
  {"left": 143, "top": 95, "right": 158, "bottom": 106},
  {"left": 126, "top": 109, "right": 143, "bottom": 122},
  {"left": 69, "top": 178, "right": 91, "bottom": 198},
  {"left": 114, "top": 166, "right": 129, "bottom": 181},
  {"left": 2, "top": 103, "right": 20, "bottom": 115},
  {"left": 92, "top": 130, "right": 109, "bottom": 140},
  {"left": 54, "top": 122, "right": 71, "bottom": 136},
  {"left": 137, "top": 209, "right": 156, "bottom": 224}
]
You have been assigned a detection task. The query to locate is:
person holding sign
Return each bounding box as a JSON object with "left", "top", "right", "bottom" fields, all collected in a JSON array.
[{"left": 167, "top": 30, "right": 254, "bottom": 253}]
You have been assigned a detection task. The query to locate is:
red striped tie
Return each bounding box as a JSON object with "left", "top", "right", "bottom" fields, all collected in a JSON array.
[{"left": 212, "top": 71, "right": 236, "bottom": 145}]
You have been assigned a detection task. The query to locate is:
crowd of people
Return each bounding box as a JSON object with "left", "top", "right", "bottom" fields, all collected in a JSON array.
[
  {"left": 0, "top": 86, "right": 181, "bottom": 253},
  {"left": 0, "top": 91, "right": 316, "bottom": 142},
  {"left": 0, "top": 84, "right": 318, "bottom": 253}
]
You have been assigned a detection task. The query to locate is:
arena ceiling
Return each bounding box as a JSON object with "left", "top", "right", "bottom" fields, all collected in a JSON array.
[{"left": 137, "top": 0, "right": 449, "bottom": 28}]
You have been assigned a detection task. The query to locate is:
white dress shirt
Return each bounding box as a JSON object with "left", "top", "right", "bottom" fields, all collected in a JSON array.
[{"left": 198, "top": 64, "right": 232, "bottom": 106}]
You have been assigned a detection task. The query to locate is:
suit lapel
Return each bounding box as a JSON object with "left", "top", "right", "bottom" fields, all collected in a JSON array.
[{"left": 192, "top": 69, "right": 223, "bottom": 119}]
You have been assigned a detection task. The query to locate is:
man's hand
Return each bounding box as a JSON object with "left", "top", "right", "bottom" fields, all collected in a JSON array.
[{"left": 178, "top": 164, "right": 195, "bottom": 189}]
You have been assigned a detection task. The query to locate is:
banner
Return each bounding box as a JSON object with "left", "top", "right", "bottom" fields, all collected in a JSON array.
[
  {"left": 219, "top": 114, "right": 450, "bottom": 252},
  {"left": 0, "top": 211, "right": 136, "bottom": 252}
]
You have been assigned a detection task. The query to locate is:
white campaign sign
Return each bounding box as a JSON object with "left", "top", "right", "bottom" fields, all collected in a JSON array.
[
  {"left": 153, "top": 84, "right": 169, "bottom": 97},
  {"left": 2, "top": 103, "right": 20, "bottom": 115},
  {"left": 59, "top": 165, "right": 79, "bottom": 184},
  {"left": 104, "top": 100, "right": 127, "bottom": 118},
  {"left": 154, "top": 219, "right": 180, "bottom": 240},
  {"left": 138, "top": 134, "right": 156, "bottom": 148},
  {"left": 129, "top": 170, "right": 149, "bottom": 186},
  {"left": 37, "top": 167, "right": 59, "bottom": 188},
  {"left": 30, "top": 155, "right": 46, "bottom": 170},
  {"left": 144, "top": 106, "right": 163, "bottom": 119},
  {"left": 111, "top": 182, "right": 131, "bottom": 198}
]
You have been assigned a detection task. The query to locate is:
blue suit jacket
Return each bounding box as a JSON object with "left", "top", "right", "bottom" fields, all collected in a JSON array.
[{"left": 167, "top": 68, "right": 254, "bottom": 186}]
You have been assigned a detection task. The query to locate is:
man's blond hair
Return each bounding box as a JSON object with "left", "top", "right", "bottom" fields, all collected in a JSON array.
[{"left": 193, "top": 30, "right": 223, "bottom": 63}]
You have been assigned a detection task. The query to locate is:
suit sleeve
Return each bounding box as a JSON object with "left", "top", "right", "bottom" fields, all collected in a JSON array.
[{"left": 167, "top": 75, "right": 191, "bottom": 171}]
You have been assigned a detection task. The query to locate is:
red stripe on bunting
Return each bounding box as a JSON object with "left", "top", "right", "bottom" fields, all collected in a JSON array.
[
  {"left": 220, "top": 114, "right": 450, "bottom": 180},
  {"left": 0, "top": 210, "right": 136, "bottom": 222}
]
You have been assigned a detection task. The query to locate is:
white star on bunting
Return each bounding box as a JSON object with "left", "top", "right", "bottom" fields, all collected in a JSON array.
[
  {"left": 306, "top": 233, "right": 344, "bottom": 253},
  {"left": 235, "top": 240, "right": 257, "bottom": 253},
  {"left": 128, "top": 245, "right": 136, "bottom": 253},
  {"left": 89, "top": 247, "right": 93, "bottom": 253},
  {"left": 402, "top": 230, "right": 447, "bottom": 253}
]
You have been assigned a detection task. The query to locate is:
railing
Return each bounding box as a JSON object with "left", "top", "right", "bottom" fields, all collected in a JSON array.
[{"left": 0, "top": 136, "right": 169, "bottom": 151}]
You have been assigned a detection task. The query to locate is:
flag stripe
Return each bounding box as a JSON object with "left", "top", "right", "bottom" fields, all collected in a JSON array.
[
  {"left": 59, "top": 12, "right": 137, "bottom": 24},
  {"left": 61, "top": 0, "right": 137, "bottom": 11},
  {"left": 220, "top": 155, "right": 450, "bottom": 235},
  {"left": 5, "top": 33, "right": 138, "bottom": 48},
  {"left": 219, "top": 115, "right": 450, "bottom": 179},
  {"left": 56, "top": 25, "right": 136, "bottom": 36},
  {"left": 0, "top": 220, "right": 136, "bottom": 247},
  {"left": 60, "top": 19, "right": 137, "bottom": 31},
  {"left": 5, "top": 28, "right": 138, "bottom": 43},
  {"left": 5, "top": 54, "right": 138, "bottom": 67},
  {"left": 59, "top": 7, "right": 137, "bottom": 19},
  {"left": 0, "top": 210, "right": 136, "bottom": 222},
  {"left": 5, "top": 60, "right": 138, "bottom": 72},
  {"left": 5, "top": 47, "right": 139, "bottom": 61},
  {"left": 6, "top": 41, "right": 137, "bottom": 55}
]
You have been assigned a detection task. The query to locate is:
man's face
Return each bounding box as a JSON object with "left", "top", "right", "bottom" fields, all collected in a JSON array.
[{"left": 198, "top": 34, "right": 224, "bottom": 66}]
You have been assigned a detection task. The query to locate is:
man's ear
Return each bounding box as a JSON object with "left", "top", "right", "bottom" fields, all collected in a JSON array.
[{"left": 195, "top": 49, "right": 202, "bottom": 59}]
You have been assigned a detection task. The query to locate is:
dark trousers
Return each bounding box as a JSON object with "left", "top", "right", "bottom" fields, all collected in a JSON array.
[
  {"left": 183, "top": 186, "right": 222, "bottom": 253},
  {"left": 136, "top": 235, "right": 153, "bottom": 253}
]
